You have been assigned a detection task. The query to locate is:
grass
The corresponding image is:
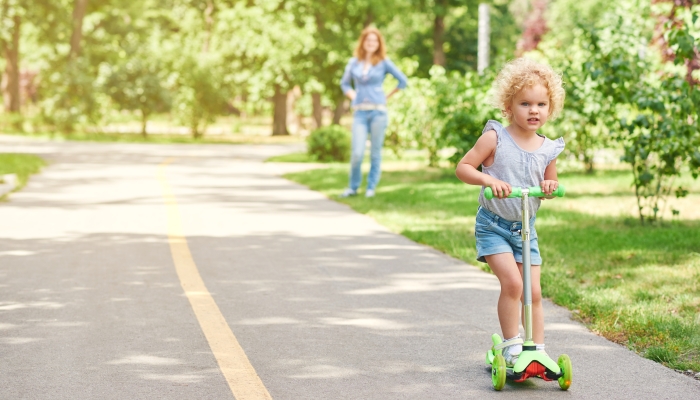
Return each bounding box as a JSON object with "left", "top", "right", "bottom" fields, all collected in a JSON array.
[
  {"left": 284, "top": 156, "right": 700, "bottom": 373},
  {"left": 0, "top": 153, "right": 46, "bottom": 191},
  {"left": 2, "top": 130, "right": 304, "bottom": 145},
  {"left": 266, "top": 151, "right": 320, "bottom": 163}
]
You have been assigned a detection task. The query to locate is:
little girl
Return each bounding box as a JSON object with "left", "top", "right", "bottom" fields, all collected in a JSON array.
[{"left": 455, "top": 58, "right": 565, "bottom": 366}]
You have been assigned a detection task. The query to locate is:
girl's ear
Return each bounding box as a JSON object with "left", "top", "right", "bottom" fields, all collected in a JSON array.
[{"left": 502, "top": 106, "right": 512, "bottom": 120}]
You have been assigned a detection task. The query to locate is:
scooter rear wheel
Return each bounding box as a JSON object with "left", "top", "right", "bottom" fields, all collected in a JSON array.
[
  {"left": 557, "top": 354, "right": 572, "bottom": 390},
  {"left": 492, "top": 354, "right": 506, "bottom": 390}
]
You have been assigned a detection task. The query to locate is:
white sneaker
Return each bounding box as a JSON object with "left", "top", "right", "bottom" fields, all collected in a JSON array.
[
  {"left": 503, "top": 345, "right": 521, "bottom": 367},
  {"left": 365, "top": 189, "right": 375, "bottom": 198},
  {"left": 493, "top": 335, "right": 523, "bottom": 368},
  {"left": 339, "top": 188, "right": 357, "bottom": 198}
]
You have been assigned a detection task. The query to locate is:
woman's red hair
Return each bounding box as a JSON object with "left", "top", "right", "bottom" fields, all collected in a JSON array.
[{"left": 354, "top": 27, "right": 387, "bottom": 66}]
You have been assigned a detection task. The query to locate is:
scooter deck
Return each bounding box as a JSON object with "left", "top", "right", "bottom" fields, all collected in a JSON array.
[{"left": 486, "top": 348, "right": 562, "bottom": 382}]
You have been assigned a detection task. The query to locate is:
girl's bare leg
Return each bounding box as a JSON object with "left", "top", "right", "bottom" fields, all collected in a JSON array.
[{"left": 485, "top": 253, "right": 523, "bottom": 339}]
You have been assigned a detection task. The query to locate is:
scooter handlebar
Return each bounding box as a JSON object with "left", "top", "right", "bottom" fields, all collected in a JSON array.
[{"left": 484, "top": 185, "right": 565, "bottom": 200}]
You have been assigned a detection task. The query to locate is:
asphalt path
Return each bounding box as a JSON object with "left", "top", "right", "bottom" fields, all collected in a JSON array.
[{"left": 1, "top": 136, "right": 698, "bottom": 399}]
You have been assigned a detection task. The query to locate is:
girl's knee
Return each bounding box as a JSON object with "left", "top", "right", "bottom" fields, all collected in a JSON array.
[
  {"left": 501, "top": 278, "right": 523, "bottom": 299},
  {"left": 532, "top": 286, "right": 542, "bottom": 303},
  {"left": 531, "top": 284, "right": 542, "bottom": 303}
]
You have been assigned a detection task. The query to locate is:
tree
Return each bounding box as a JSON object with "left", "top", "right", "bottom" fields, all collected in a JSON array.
[
  {"left": 396, "top": 0, "right": 520, "bottom": 77},
  {"left": 433, "top": 0, "right": 449, "bottom": 65},
  {"left": 216, "top": 0, "right": 315, "bottom": 134},
  {"left": 104, "top": 58, "right": 171, "bottom": 136},
  {"left": 652, "top": 0, "right": 700, "bottom": 86},
  {"left": 540, "top": 0, "right": 699, "bottom": 223},
  {"left": 173, "top": 55, "right": 228, "bottom": 138},
  {"left": 68, "top": 0, "right": 88, "bottom": 60},
  {"left": 515, "top": 0, "right": 548, "bottom": 55},
  {"left": 1, "top": 2, "right": 21, "bottom": 114}
]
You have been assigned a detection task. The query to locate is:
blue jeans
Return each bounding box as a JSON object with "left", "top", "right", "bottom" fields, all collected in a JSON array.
[{"left": 349, "top": 110, "right": 388, "bottom": 191}]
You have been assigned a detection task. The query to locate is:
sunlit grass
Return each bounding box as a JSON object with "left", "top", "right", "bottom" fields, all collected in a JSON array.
[
  {"left": 0, "top": 153, "right": 46, "bottom": 193},
  {"left": 2, "top": 130, "right": 304, "bottom": 145},
  {"left": 285, "top": 159, "right": 700, "bottom": 372}
]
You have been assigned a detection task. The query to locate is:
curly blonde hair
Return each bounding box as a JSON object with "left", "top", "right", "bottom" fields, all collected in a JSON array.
[{"left": 490, "top": 58, "right": 565, "bottom": 121}]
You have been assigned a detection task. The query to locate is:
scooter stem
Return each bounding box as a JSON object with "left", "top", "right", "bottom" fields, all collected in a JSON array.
[{"left": 521, "top": 189, "right": 533, "bottom": 344}]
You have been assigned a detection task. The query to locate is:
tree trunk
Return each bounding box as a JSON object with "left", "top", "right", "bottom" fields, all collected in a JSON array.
[
  {"left": 272, "top": 84, "right": 288, "bottom": 135},
  {"left": 191, "top": 121, "right": 202, "bottom": 139},
  {"left": 69, "top": 0, "right": 89, "bottom": 59},
  {"left": 312, "top": 92, "right": 323, "bottom": 129},
  {"left": 432, "top": 1, "right": 447, "bottom": 66},
  {"left": 332, "top": 92, "right": 345, "bottom": 125},
  {"left": 141, "top": 110, "right": 148, "bottom": 138},
  {"left": 203, "top": 0, "right": 214, "bottom": 53},
  {"left": 3, "top": 14, "right": 21, "bottom": 113},
  {"left": 364, "top": 9, "right": 373, "bottom": 28}
]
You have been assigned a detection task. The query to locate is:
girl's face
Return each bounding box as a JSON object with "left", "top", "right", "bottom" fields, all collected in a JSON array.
[
  {"left": 363, "top": 33, "right": 380, "bottom": 57},
  {"left": 506, "top": 84, "right": 551, "bottom": 133}
]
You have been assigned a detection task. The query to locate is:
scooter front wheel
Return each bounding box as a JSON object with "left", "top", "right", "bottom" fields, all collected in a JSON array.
[
  {"left": 557, "top": 354, "right": 572, "bottom": 390},
  {"left": 492, "top": 354, "right": 506, "bottom": 390}
]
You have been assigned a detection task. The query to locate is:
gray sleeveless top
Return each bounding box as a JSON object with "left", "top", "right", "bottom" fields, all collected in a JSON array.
[{"left": 478, "top": 120, "right": 565, "bottom": 221}]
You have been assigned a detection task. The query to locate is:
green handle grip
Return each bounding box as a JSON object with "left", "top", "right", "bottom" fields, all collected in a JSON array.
[{"left": 484, "top": 185, "right": 565, "bottom": 200}]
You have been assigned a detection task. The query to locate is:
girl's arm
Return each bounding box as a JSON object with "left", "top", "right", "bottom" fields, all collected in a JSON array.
[
  {"left": 340, "top": 58, "right": 356, "bottom": 101},
  {"left": 455, "top": 130, "right": 512, "bottom": 198},
  {"left": 541, "top": 159, "right": 559, "bottom": 198}
]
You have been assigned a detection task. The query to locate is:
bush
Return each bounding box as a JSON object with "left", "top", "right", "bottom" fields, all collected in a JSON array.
[{"left": 307, "top": 125, "right": 351, "bottom": 162}]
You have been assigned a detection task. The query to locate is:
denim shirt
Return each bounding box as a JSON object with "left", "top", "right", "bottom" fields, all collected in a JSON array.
[{"left": 340, "top": 57, "right": 408, "bottom": 106}]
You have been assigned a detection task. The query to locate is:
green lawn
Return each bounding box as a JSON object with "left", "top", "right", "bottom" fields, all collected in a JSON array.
[
  {"left": 284, "top": 156, "right": 700, "bottom": 373},
  {"left": 0, "top": 153, "right": 46, "bottom": 191},
  {"left": 2, "top": 130, "right": 304, "bottom": 145}
]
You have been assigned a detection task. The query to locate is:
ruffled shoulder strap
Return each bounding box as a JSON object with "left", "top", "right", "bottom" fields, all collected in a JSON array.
[
  {"left": 482, "top": 119, "right": 504, "bottom": 135},
  {"left": 546, "top": 137, "right": 565, "bottom": 165}
]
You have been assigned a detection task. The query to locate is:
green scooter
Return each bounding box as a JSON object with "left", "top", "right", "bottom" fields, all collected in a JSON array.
[{"left": 482, "top": 185, "right": 572, "bottom": 391}]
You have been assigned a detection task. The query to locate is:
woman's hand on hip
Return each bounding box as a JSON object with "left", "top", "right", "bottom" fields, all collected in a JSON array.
[{"left": 346, "top": 89, "right": 357, "bottom": 101}]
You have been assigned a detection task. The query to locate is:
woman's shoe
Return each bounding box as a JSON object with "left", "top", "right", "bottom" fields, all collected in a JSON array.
[{"left": 340, "top": 188, "right": 357, "bottom": 197}]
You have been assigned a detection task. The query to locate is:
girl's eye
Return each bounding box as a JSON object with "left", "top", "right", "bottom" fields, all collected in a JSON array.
[
  {"left": 521, "top": 102, "right": 529, "bottom": 106},
  {"left": 539, "top": 103, "right": 547, "bottom": 107}
]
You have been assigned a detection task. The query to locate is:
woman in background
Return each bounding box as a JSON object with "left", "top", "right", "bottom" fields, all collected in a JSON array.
[{"left": 339, "top": 27, "right": 407, "bottom": 198}]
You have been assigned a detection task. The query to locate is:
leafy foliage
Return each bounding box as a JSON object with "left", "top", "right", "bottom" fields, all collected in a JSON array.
[
  {"left": 537, "top": 0, "right": 700, "bottom": 224},
  {"left": 388, "top": 63, "right": 497, "bottom": 166},
  {"left": 395, "top": 1, "right": 520, "bottom": 78},
  {"left": 172, "top": 55, "right": 229, "bottom": 139},
  {"left": 307, "top": 125, "right": 351, "bottom": 162},
  {"left": 103, "top": 58, "right": 171, "bottom": 136}
]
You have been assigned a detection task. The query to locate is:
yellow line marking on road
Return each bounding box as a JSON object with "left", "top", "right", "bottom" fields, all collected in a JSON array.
[{"left": 158, "top": 159, "right": 272, "bottom": 400}]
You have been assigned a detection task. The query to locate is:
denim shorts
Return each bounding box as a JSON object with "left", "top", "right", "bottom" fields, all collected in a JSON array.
[{"left": 475, "top": 207, "right": 542, "bottom": 265}]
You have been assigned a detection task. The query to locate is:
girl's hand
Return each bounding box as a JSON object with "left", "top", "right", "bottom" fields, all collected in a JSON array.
[
  {"left": 488, "top": 179, "right": 512, "bottom": 199},
  {"left": 540, "top": 180, "right": 559, "bottom": 197}
]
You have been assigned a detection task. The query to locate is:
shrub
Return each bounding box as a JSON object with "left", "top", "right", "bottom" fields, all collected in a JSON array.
[{"left": 307, "top": 125, "right": 351, "bottom": 162}]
